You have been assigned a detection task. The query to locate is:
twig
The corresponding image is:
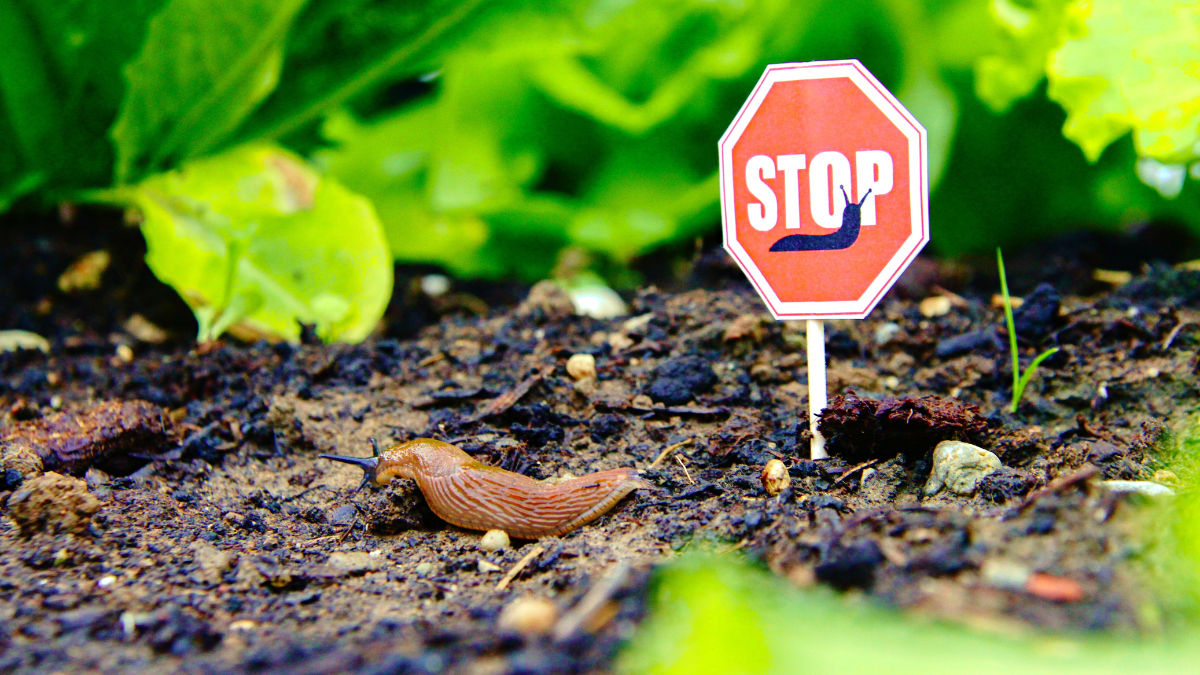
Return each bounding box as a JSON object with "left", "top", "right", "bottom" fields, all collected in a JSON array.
[
  {"left": 1163, "top": 321, "right": 1190, "bottom": 350},
  {"left": 496, "top": 544, "right": 544, "bottom": 591},
  {"left": 552, "top": 560, "right": 631, "bottom": 641},
  {"left": 674, "top": 454, "right": 695, "bottom": 485},
  {"left": 832, "top": 459, "right": 879, "bottom": 486},
  {"left": 468, "top": 366, "right": 553, "bottom": 423},
  {"left": 647, "top": 438, "right": 693, "bottom": 469}
]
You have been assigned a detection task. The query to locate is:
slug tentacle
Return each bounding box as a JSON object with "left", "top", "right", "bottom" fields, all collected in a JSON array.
[{"left": 321, "top": 438, "right": 650, "bottom": 539}]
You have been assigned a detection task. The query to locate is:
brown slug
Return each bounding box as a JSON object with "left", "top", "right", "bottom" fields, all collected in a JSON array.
[{"left": 320, "top": 439, "right": 651, "bottom": 539}]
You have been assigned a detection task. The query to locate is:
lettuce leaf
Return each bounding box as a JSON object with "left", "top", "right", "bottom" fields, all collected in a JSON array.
[{"left": 119, "top": 145, "right": 391, "bottom": 343}]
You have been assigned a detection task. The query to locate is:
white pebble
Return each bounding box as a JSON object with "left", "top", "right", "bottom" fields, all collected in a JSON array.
[
  {"left": 498, "top": 596, "right": 559, "bottom": 636},
  {"left": 97, "top": 575, "right": 117, "bottom": 588},
  {"left": 874, "top": 322, "right": 902, "bottom": 345},
  {"left": 566, "top": 354, "right": 597, "bottom": 381},
  {"left": 1101, "top": 480, "right": 1175, "bottom": 498},
  {"left": 480, "top": 529, "right": 511, "bottom": 552},
  {"left": 923, "top": 440, "right": 1002, "bottom": 496},
  {"left": 919, "top": 296, "right": 952, "bottom": 318}
]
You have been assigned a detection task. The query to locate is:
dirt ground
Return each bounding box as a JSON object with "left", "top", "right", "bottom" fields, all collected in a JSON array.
[{"left": 2, "top": 214, "right": 1200, "bottom": 674}]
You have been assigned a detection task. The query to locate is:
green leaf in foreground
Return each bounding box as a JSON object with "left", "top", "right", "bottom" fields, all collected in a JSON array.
[
  {"left": 118, "top": 144, "right": 392, "bottom": 343},
  {"left": 111, "top": 0, "right": 306, "bottom": 184},
  {"left": 1048, "top": 1, "right": 1200, "bottom": 164},
  {"left": 620, "top": 556, "right": 1200, "bottom": 675}
]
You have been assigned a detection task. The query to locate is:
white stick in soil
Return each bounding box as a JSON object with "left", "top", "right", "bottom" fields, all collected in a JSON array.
[{"left": 806, "top": 319, "right": 828, "bottom": 460}]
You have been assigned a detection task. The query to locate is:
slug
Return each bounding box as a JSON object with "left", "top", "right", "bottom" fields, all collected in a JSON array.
[
  {"left": 769, "top": 186, "right": 871, "bottom": 252},
  {"left": 321, "top": 439, "right": 651, "bottom": 539}
]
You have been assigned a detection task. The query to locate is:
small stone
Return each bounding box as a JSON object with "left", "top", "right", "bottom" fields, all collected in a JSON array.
[
  {"left": 874, "top": 322, "right": 902, "bottom": 345},
  {"left": 980, "top": 559, "right": 1031, "bottom": 591},
  {"left": 497, "top": 596, "right": 559, "bottom": 637},
  {"left": 480, "top": 529, "right": 511, "bottom": 552},
  {"left": 923, "top": 440, "right": 1002, "bottom": 497},
  {"left": 0, "top": 330, "right": 50, "bottom": 353},
  {"left": 328, "top": 504, "right": 358, "bottom": 526},
  {"left": 229, "top": 620, "right": 258, "bottom": 631},
  {"left": 7, "top": 472, "right": 102, "bottom": 535},
  {"left": 1100, "top": 480, "right": 1175, "bottom": 498},
  {"left": 415, "top": 562, "right": 435, "bottom": 577},
  {"left": 919, "top": 296, "right": 952, "bottom": 317},
  {"left": 568, "top": 284, "right": 628, "bottom": 319},
  {"left": 326, "top": 552, "right": 382, "bottom": 574},
  {"left": 124, "top": 314, "right": 168, "bottom": 343},
  {"left": 760, "top": 459, "right": 790, "bottom": 496},
  {"left": 97, "top": 575, "right": 117, "bottom": 588},
  {"left": 57, "top": 250, "right": 110, "bottom": 292},
  {"left": 478, "top": 560, "right": 503, "bottom": 573},
  {"left": 566, "top": 354, "right": 597, "bottom": 381}
]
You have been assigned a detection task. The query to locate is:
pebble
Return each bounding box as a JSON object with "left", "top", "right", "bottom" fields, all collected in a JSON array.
[
  {"left": 569, "top": 283, "right": 628, "bottom": 319},
  {"left": 873, "top": 322, "right": 902, "bottom": 345},
  {"left": 415, "top": 562, "right": 435, "bottom": 577},
  {"left": 326, "top": 552, "right": 382, "bottom": 574},
  {"left": 7, "top": 472, "right": 102, "bottom": 535},
  {"left": 1100, "top": 480, "right": 1175, "bottom": 498},
  {"left": 0, "top": 330, "right": 50, "bottom": 353},
  {"left": 923, "top": 441, "right": 1002, "bottom": 497},
  {"left": 328, "top": 504, "right": 358, "bottom": 526},
  {"left": 97, "top": 575, "right": 118, "bottom": 588},
  {"left": 497, "top": 596, "right": 559, "bottom": 637},
  {"left": 478, "top": 560, "right": 503, "bottom": 573},
  {"left": 919, "top": 296, "right": 952, "bottom": 317},
  {"left": 480, "top": 529, "right": 511, "bottom": 552},
  {"left": 980, "top": 559, "right": 1031, "bottom": 591},
  {"left": 760, "top": 459, "right": 790, "bottom": 496},
  {"left": 566, "top": 354, "right": 597, "bottom": 381}
]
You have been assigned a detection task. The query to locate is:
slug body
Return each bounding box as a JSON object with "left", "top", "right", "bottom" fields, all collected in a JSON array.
[
  {"left": 769, "top": 187, "right": 871, "bottom": 252},
  {"left": 321, "top": 439, "right": 650, "bottom": 539}
]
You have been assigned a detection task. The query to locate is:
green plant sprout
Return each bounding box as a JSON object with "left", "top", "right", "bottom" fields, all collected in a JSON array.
[{"left": 997, "top": 248, "right": 1060, "bottom": 414}]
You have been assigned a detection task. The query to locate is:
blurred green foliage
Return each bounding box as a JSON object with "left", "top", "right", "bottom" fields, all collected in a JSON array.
[
  {"left": 620, "top": 555, "right": 1200, "bottom": 675},
  {"left": 4, "top": 0, "right": 1200, "bottom": 338}
]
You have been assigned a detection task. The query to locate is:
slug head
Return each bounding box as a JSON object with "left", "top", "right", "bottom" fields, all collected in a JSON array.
[{"left": 319, "top": 449, "right": 382, "bottom": 491}]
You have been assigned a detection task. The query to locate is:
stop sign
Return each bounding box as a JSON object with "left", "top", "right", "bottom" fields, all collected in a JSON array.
[{"left": 719, "top": 60, "right": 929, "bottom": 320}]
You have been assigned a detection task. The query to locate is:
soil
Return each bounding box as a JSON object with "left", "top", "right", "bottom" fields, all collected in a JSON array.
[{"left": 2, "top": 212, "right": 1200, "bottom": 674}]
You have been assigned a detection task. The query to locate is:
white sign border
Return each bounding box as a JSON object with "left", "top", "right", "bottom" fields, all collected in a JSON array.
[{"left": 719, "top": 60, "right": 930, "bottom": 321}]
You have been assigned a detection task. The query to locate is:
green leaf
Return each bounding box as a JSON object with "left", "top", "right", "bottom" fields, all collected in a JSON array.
[
  {"left": 111, "top": 0, "right": 307, "bottom": 184},
  {"left": 1048, "top": 1, "right": 1200, "bottom": 164},
  {"left": 235, "top": 0, "right": 506, "bottom": 144},
  {"left": 0, "top": 0, "right": 66, "bottom": 171},
  {"left": 973, "top": 0, "right": 1073, "bottom": 112},
  {"left": 120, "top": 144, "right": 392, "bottom": 342},
  {"left": 621, "top": 556, "right": 1200, "bottom": 675}
]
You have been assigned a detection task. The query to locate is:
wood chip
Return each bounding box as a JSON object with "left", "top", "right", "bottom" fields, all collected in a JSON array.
[
  {"left": 496, "top": 544, "right": 544, "bottom": 591},
  {"left": 552, "top": 560, "right": 631, "bottom": 641},
  {"left": 469, "top": 366, "right": 553, "bottom": 423}
]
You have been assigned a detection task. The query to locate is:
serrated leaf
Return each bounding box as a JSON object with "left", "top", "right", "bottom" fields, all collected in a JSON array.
[
  {"left": 1048, "top": 0, "right": 1200, "bottom": 164},
  {"left": 122, "top": 144, "right": 391, "bottom": 342},
  {"left": 111, "top": 0, "right": 307, "bottom": 184}
]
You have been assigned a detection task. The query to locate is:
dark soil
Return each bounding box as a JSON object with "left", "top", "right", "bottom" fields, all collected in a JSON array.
[{"left": 2, "top": 213, "right": 1200, "bottom": 674}]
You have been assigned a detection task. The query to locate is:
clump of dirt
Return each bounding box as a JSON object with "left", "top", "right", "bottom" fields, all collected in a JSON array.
[
  {"left": 6, "top": 472, "right": 102, "bottom": 535},
  {"left": 818, "top": 392, "right": 991, "bottom": 462},
  {"left": 0, "top": 399, "right": 174, "bottom": 477}
]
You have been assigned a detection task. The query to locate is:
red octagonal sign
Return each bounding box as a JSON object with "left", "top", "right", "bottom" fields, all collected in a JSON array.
[{"left": 720, "top": 60, "right": 929, "bottom": 320}]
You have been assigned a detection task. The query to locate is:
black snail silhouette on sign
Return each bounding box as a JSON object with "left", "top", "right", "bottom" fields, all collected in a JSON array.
[{"left": 769, "top": 186, "right": 872, "bottom": 252}]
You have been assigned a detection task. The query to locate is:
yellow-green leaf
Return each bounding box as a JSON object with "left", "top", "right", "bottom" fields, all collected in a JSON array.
[
  {"left": 1048, "top": 0, "right": 1200, "bottom": 163},
  {"left": 123, "top": 144, "right": 391, "bottom": 343}
]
